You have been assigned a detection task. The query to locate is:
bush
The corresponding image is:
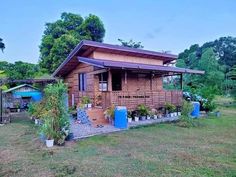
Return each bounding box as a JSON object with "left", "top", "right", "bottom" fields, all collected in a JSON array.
[
  {"left": 137, "top": 104, "right": 150, "bottom": 116},
  {"left": 164, "top": 102, "right": 176, "bottom": 113},
  {"left": 81, "top": 96, "right": 91, "bottom": 104},
  {"left": 177, "top": 100, "right": 197, "bottom": 128},
  {"left": 40, "top": 81, "right": 70, "bottom": 144}
]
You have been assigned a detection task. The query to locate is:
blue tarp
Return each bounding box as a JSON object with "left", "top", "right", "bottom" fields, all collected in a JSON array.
[{"left": 13, "top": 91, "right": 42, "bottom": 101}]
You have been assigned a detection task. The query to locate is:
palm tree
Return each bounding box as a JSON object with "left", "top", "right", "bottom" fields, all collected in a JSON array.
[{"left": 0, "top": 38, "right": 5, "bottom": 53}]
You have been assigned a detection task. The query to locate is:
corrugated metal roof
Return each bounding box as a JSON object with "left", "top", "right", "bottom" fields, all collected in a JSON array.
[
  {"left": 3, "top": 84, "right": 39, "bottom": 93},
  {"left": 78, "top": 57, "right": 205, "bottom": 74},
  {"left": 53, "top": 40, "right": 178, "bottom": 77}
]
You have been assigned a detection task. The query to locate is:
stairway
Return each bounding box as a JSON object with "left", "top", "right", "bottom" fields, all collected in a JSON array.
[{"left": 86, "top": 108, "right": 109, "bottom": 126}]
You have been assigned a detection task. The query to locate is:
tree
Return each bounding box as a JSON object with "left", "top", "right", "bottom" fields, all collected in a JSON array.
[
  {"left": 0, "top": 38, "right": 5, "bottom": 52},
  {"left": 39, "top": 12, "right": 105, "bottom": 73},
  {"left": 0, "top": 61, "right": 43, "bottom": 80},
  {"left": 118, "top": 39, "right": 144, "bottom": 49}
]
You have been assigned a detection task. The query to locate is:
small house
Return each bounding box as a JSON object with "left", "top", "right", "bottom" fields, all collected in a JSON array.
[
  {"left": 53, "top": 40, "right": 204, "bottom": 124},
  {"left": 3, "top": 84, "right": 42, "bottom": 111}
]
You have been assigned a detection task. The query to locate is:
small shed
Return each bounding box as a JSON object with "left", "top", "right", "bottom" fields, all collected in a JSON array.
[{"left": 3, "top": 84, "right": 42, "bottom": 111}]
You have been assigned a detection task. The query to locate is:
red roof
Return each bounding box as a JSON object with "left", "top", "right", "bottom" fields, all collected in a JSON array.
[{"left": 53, "top": 40, "right": 178, "bottom": 76}]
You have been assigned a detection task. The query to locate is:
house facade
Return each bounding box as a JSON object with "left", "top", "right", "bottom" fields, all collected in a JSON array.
[{"left": 53, "top": 40, "right": 204, "bottom": 110}]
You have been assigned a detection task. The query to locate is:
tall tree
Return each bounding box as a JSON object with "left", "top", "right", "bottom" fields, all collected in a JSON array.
[
  {"left": 39, "top": 12, "right": 105, "bottom": 73},
  {"left": 118, "top": 39, "right": 144, "bottom": 49},
  {"left": 0, "top": 38, "right": 5, "bottom": 52}
]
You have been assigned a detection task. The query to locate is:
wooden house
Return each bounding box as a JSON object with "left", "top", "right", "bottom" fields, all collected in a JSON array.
[{"left": 53, "top": 40, "right": 204, "bottom": 112}]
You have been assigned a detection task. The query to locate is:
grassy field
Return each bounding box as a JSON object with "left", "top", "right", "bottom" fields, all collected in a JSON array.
[{"left": 0, "top": 106, "right": 236, "bottom": 177}]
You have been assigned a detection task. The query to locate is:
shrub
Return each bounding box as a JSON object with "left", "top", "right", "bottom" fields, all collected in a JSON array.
[
  {"left": 177, "top": 100, "right": 198, "bottom": 128},
  {"left": 164, "top": 102, "right": 176, "bottom": 113},
  {"left": 40, "top": 81, "right": 70, "bottom": 144},
  {"left": 81, "top": 96, "right": 91, "bottom": 104},
  {"left": 137, "top": 104, "right": 150, "bottom": 116},
  {"left": 104, "top": 104, "right": 115, "bottom": 119}
]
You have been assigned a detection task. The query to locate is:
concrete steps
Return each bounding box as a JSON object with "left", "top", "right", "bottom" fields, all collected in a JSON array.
[{"left": 86, "top": 108, "right": 109, "bottom": 126}]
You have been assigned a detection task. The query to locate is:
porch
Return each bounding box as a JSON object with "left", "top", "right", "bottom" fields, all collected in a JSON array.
[{"left": 99, "top": 90, "right": 183, "bottom": 110}]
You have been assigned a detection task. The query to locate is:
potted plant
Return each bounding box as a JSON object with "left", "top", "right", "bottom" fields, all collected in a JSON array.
[
  {"left": 81, "top": 96, "right": 92, "bottom": 108},
  {"left": 104, "top": 105, "right": 115, "bottom": 125},
  {"left": 41, "top": 119, "right": 55, "bottom": 148},
  {"left": 177, "top": 106, "right": 181, "bottom": 116},
  {"left": 132, "top": 110, "right": 139, "bottom": 122},
  {"left": 137, "top": 104, "right": 149, "bottom": 121},
  {"left": 16, "top": 103, "right": 20, "bottom": 112},
  {"left": 127, "top": 111, "right": 132, "bottom": 123},
  {"left": 151, "top": 109, "right": 158, "bottom": 120},
  {"left": 165, "top": 103, "right": 176, "bottom": 117}
]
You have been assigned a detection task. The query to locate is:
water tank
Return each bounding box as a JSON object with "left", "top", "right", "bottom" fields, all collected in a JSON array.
[
  {"left": 191, "top": 101, "right": 200, "bottom": 118},
  {"left": 114, "top": 106, "right": 127, "bottom": 129}
]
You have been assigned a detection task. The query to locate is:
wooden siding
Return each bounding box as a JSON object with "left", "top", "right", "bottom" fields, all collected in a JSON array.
[
  {"left": 64, "top": 63, "right": 94, "bottom": 106},
  {"left": 109, "top": 90, "right": 182, "bottom": 110},
  {"left": 91, "top": 51, "right": 163, "bottom": 65}
]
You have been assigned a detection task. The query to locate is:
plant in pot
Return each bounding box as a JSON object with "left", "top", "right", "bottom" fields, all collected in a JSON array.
[
  {"left": 81, "top": 96, "right": 92, "bottom": 109},
  {"left": 177, "top": 106, "right": 182, "bottom": 116},
  {"left": 127, "top": 110, "right": 132, "bottom": 123},
  {"left": 132, "top": 110, "right": 139, "bottom": 122},
  {"left": 164, "top": 103, "right": 176, "bottom": 117},
  {"left": 151, "top": 109, "right": 158, "bottom": 119},
  {"left": 105, "top": 105, "right": 115, "bottom": 125},
  {"left": 41, "top": 118, "right": 55, "bottom": 148},
  {"left": 16, "top": 102, "right": 20, "bottom": 112},
  {"left": 137, "top": 104, "right": 149, "bottom": 121}
]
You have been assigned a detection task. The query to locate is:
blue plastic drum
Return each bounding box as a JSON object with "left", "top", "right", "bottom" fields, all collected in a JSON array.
[{"left": 191, "top": 101, "right": 200, "bottom": 118}]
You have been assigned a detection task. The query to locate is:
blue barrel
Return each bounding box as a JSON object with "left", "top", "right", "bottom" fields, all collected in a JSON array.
[
  {"left": 191, "top": 101, "right": 200, "bottom": 118},
  {"left": 114, "top": 106, "right": 127, "bottom": 129}
]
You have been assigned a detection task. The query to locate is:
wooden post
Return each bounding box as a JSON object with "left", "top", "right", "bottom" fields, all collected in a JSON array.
[
  {"left": 108, "top": 70, "right": 112, "bottom": 91},
  {"left": 180, "top": 74, "right": 183, "bottom": 90}
]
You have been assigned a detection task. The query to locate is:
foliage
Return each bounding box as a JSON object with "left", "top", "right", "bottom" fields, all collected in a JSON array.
[
  {"left": 177, "top": 100, "right": 197, "bottom": 128},
  {"left": 39, "top": 81, "right": 69, "bottom": 143},
  {"left": 177, "top": 36, "right": 236, "bottom": 95},
  {"left": 104, "top": 104, "right": 115, "bottom": 119},
  {"left": 81, "top": 96, "right": 91, "bottom": 104},
  {"left": 0, "top": 38, "right": 5, "bottom": 52},
  {"left": 118, "top": 39, "right": 144, "bottom": 49},
  {"left": 164, "top": 102, "right": 176, "bottom": 113},
  {"left": 181, "top": 100, "right": 193, "bottom": 117},
  {"left": 137, "top": 104, "right": 150, "bottom": 116},
  {"left": 39, "top": 12, "right": 105, "bottom": 73},
  {"left": 0, "top": 61, "right": 47, "bottom": 80}
]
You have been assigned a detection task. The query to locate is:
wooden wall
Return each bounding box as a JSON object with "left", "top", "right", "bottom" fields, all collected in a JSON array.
[
  {"left": 64, "top": 63, "right": 94, "bottom": 107},
  {"left": 91, "top": 51, "right": 163, "bottom": 65}
]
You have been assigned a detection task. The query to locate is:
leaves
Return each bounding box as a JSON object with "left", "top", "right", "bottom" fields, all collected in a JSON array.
[
  {"left": 118, "top": 39, "right": 144, "bottom": 49},
  {"left": 39, "top": 12, "right": 105, "bottom": 73}
]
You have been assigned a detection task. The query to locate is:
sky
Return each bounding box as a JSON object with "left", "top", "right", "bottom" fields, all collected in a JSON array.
[{"left": 1, "top": 0, "right": 236, "bottom": 64}]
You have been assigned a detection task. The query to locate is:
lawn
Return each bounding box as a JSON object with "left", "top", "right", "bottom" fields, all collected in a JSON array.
[{"left": 0, "top": 106, "right": 236, "bottom": 177}]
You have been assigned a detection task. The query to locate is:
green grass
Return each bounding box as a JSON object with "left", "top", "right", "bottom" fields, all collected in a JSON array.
[{"left": 0, "top": 107, "right": 236, "bottom": 177}]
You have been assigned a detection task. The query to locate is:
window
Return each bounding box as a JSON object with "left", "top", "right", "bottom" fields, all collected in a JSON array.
[
  {"left": 99, "top": 72, "right": 108, "bottom": 91},
  {"left": 112, "top": 72, "right": 122, "bottom": 91},
  {"left": 78, "top": 73, "right": 86, "bottom": 91}
]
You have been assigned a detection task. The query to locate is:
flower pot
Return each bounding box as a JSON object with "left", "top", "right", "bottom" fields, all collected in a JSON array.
[
  {"left": 173, "top": 112, "right": 177, "bottom": 116},
  {"left": 128, "top": 118, "right": 132, "bottom": 123},
  {"left": 170, "top": 113, "right": 174, "bottom": 117},
  {"left": 134, "top": 116, "right": 139, "bottom": 122},
  {"left": 87, "top": 103, "right": 92, "bottom": 109},
  {"left": 158, "top": 114, "right": 162, "bottom": 119},
  {"left": 140, "top": 116, "right": 146, "bottom": 121},
  {"left": 177, "top": 112, "right": 181, "bottom": 116},
  {"left": 35, "top": 119, "right": 39, "bottom": 125},
  {"left": 153, "top": 115, "right": 158, "bottom": 120},
  {"left": 147, "top": 116, "right": 151, "bottom": 120},
  {"left": 46, "top": 139, "right": 54, "bottom": 148}
]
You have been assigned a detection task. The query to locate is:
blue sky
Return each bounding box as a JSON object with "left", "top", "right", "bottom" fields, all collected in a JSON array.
[{"left": 1, "top": 0, "right": 236, "bottom": 64}]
